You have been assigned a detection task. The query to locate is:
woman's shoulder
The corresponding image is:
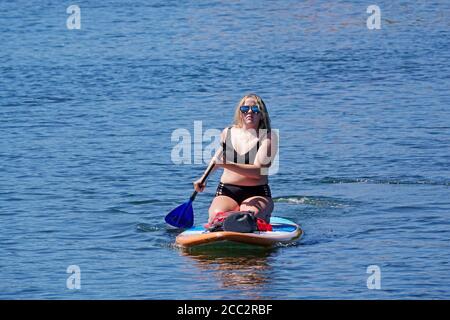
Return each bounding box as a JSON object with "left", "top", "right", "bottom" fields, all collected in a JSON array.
[
  {"left": 220, "top": 125, "right": 234, "bottom": 141},
  {"left": 265, "top": 129, "right": 276, "bottom": 139},
  {"left": 259, "top": 128, "right": 277, "bottom": 144},
  {"left": 222, "top": 125, "right": 236, "bottom": 134}
]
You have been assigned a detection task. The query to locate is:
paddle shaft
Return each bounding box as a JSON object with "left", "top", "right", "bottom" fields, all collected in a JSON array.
[
  {"left": 165, "top": 149, "right": 223, "bottom": 228},
  {"left": 189, "top": 160, "right": 216, "bottom": 202}
]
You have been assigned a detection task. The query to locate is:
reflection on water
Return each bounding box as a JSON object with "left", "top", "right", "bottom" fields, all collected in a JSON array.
[{"left": 180, "top": 245, "right": 275, "bottom": 299}]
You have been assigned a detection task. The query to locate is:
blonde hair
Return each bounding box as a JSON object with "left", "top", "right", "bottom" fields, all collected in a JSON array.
[{"left": 232, "top": 93, "right": 271, "bottom": 131}]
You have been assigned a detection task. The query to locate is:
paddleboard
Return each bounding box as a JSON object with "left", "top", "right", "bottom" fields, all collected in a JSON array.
[{"left": 175, "top": 217, "right": 303, "bottom": 248}]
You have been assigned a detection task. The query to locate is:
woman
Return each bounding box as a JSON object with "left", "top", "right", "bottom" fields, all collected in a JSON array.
[{"left": 193, "top": 93, "right": 278, "bottom": 224}]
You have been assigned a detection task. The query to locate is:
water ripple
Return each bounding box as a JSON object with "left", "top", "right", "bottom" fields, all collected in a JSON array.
[
  {"left": 318, "top": 177, "right": 450, "bottom": 186},
  {"left": 273, "top": 195, "right": 354, "bottom": 208}
]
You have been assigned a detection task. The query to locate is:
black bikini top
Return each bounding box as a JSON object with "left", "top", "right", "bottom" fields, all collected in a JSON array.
[{"left": 222, "top": 126, "right": 260, "bottom": 164}]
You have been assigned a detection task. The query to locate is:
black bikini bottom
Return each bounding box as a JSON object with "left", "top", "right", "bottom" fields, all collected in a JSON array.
[{"left": 215, "top": 182, "right": 272, "bottom": 205}]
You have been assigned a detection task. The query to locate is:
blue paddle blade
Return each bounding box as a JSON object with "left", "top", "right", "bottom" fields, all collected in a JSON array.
[{"left": 165, "top": 200, "right": 194, "bottom": 228}]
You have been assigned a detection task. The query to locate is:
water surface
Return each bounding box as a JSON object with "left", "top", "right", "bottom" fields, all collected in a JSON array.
[{"left": 1, "top": 0, "right": 449, "bottom": 299}]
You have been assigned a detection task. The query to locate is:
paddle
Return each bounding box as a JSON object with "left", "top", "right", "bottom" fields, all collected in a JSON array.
[{"left": 165, "top": 159, "right": 217, "bottom": 228}]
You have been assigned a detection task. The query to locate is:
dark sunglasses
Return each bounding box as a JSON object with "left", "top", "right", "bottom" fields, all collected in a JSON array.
[{"left": 239, "top": 105, "right": 260, "bottom": 114}]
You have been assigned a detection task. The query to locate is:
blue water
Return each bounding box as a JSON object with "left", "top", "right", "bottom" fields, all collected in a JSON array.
[{"left": 1, "top": 0, "right": 449, "bottom": 299}]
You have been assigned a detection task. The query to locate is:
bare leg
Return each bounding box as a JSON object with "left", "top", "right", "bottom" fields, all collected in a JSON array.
[
  {"left": 239, "top": 196, "right": 274, "bottom": 223},
  {"left": 208, "top": 195, "right": 239, "bottom": 223}
]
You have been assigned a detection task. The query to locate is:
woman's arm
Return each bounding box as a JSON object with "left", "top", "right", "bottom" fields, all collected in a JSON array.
[
  {"left": 202, "top": 147, "right": 222, "bottom": 178},
  {"left": 193, "top": 129, "right": 226, "bottom": 192},
  {"left": 199, "top": 128, "right": 228, "bottom": 177},
  {"left": 216, "top": 131, "right": 278, "bottom": 179}
]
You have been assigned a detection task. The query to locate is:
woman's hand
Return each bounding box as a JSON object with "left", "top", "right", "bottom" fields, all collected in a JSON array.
[{"left": 193, "top": 178, "right": 207, "bottom": 192}]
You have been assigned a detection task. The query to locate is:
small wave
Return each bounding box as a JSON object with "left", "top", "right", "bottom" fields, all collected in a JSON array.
[
  {"left": 106, "top": 207, "right": 131, "bottom": 214},
  {"left": 273, "top": 196, "right": 350, "bottom": 208},
  {"left": 127, "top": 199, "right": 161, "bottom": 205},
  {"left": 136, "top": 223, "right": 162, "bottom": 232},
  {"left": 28, "top": 96, "right": 74, "bottom": 104},
  {"left": 274, "top": 241, "right": 301, "bottom": 248},
  {"left": 319, "top": 177, "right": 450, "bottom": 186}
]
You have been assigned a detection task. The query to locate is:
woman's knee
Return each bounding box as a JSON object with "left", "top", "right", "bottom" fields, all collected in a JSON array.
[
  {"left": 208, "top": 205, "right": 221, "bottom": 220},
  {"left": 208, "top": 196, "right": 239, "bottom": 222},
  {"left": 240, "top": 197, "right": 274, "bottom": 222}
]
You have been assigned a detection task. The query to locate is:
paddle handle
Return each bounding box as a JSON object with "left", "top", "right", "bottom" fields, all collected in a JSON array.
[{"left": 190, "top": 161, "right": 215, "bottom": 201}]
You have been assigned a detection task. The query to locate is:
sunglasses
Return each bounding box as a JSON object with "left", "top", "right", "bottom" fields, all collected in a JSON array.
[{"left": 239, "top": 105, "right": 261, "bottom": 114}]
